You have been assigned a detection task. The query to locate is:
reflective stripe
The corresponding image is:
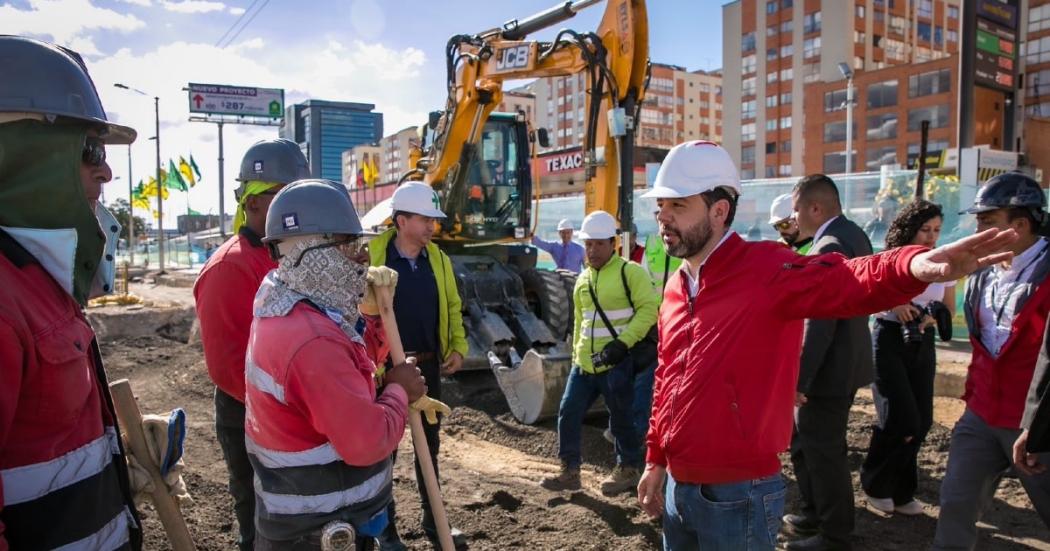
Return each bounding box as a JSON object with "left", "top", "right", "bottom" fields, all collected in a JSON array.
[
  {"left": 581, "top": 307, "right": 634, "bottom": 321},
  {"left": 246, "top": 436, "right": 342, "bottom": 469},
  {"left": 580, "top": 319, "right": 615, "bottom": 338},
  {"left": 255, "top": 464, "right": 391, "bottom": 515},
  {"left": 55, "top": 507, "right": 134, "bottom": 551},
  {"left": 246, "top": 355, "right": 285, "bottom": 404},
  {"left": 0, "top": 427, "right": 119, "bottom": 505}
]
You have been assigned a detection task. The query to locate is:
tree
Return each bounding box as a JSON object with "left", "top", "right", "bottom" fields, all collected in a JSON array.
[{"left": 107, "top": 198, "right": 147, "bottom": 243}]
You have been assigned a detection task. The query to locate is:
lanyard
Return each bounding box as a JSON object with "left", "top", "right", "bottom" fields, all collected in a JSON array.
[{"left": 989, "top": 244, "right": 1047, "bottom": 328}]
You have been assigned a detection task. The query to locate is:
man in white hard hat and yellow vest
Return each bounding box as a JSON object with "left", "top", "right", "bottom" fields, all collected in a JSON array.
[
  {"left": 540, "top": 210, "right": 659, "bottom": 496},
  {"left": 769, "top": 192, "right": 813, "bottom": 254}
]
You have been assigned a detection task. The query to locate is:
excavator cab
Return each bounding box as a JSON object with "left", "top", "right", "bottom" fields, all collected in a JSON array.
[{"left": 459, "top": 113, "right": 532, "bottom": 241}]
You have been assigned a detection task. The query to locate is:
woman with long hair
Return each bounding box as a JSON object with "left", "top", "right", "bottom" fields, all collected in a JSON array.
[{"left": 861, "top": 199, "right": 956, "bottom": 515}]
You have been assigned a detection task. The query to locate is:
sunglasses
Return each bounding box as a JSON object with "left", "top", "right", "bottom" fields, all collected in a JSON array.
[
  {"left": 772, "top": 219, "right": 795, "bottom": 232},
  {"left": 293, "top": 238, "right": 369, "bottom": 267},
  {"left": 82, "top": 137, "right": 107, "bottom": 167}
]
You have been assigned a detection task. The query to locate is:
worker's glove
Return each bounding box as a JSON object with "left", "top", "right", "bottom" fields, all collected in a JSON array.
[
  {"left": 410, "top": 395, "right": 452, "bottom": 425},
  {"left": 124, "top": 409, "right": 192, "bottom": 508},
  {"left": 600, "top": 339, "right": 630, "bottom": 367},
  {"left": 361, "top": 266, "right": 399, "bottom": 316}
]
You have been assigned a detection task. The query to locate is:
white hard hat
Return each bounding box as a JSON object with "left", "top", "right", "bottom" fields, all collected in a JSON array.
[
  {"left": 643, "top": 140, "right": 741, "bottom": 199},
  {"left": 578, "top": 211, "right": 618, "bottom": 240},
  {"left": 768, "top": 193, "right": 795, "bottom": 225},
  {"left": 556, "top": 219, "right": 574, "bottom": 231},
  {"left": 390, "top": 181, "right": 446, "bottom": 219}
]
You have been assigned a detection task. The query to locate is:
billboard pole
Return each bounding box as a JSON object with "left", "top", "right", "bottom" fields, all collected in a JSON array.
[{"left": 186, "top": 83, "right": 284, "bottom": 241}]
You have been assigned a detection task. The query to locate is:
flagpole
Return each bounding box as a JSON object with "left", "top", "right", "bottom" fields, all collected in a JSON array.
[{"left": 127, "top": 144, "right": 135, "bottom": 266}]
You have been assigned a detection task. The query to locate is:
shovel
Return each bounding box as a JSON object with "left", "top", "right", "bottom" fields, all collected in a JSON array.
[{"left": 372, "top": 283, "right": 455, "bottom": 551}]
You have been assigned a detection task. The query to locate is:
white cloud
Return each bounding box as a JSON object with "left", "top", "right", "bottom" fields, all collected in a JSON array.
[
  {"left": 118, "top": 0, "right": 153, "bottom": 6},
  {"left": 90, "top": 38, "right": 432, "bottom": 227},
  {"left": 0, "top": 0, "right": 145, "bottom": 45},
  {"left": 160, "top": 0, "right": 227, "bottom": 14},
  {"left": 228, "top": 6, "right": 245, "bottom": 15}
]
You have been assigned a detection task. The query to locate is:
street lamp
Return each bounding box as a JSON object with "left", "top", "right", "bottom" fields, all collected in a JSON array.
[
  {"left": 837, "top": 62, "right": 854, "bottom": 175},
  {"left": 114, "top": 83, "right": 164, "bottom": 271}
]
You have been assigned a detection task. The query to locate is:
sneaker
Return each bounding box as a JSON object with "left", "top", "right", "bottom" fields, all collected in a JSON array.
[
  {"left": 781, "top": 514, "right": 819, "bottom": 536},
  {"left": 540, "top": 465, "right": 581, "bottom": 491},
  {"left": 863, "top": 492, "right": 895, "bottom": 513},
  {"left": 894, "top": 500, "right": 925, "bottom": 516},
  {"left": 599, "top": 465, "right": 640, "bottom": 496},
  {"left": 603, "top": 428, "right": 614, "bottom": 444}
]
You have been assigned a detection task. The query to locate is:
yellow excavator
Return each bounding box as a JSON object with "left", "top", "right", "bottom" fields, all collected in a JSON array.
[{"left": 395, "top": 0, "right": 649, "bottom": 423}]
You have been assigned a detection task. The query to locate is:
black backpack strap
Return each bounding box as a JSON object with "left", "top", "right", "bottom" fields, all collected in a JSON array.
[
  {"left": 662, "top": 253, "right": 671, "bottom": 291},
  {"left": 587, "top": 276, "right": 619, "bottom": 341},
  {"left": 620, "top": 262, "right": 635, "bottom": 311}
]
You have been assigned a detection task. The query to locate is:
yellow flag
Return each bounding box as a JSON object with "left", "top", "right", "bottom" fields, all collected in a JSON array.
[
  {"left": 368, "top": 155, "right": 380, "bottom": 187},
  {"left": 178, "top": 156, "right": 197, "bottom": 187},
  {"left": 142, "top": 177, "right": 170, "bottom": 200},
  {"left": 131, "top": 196, "right": 151, "bottom": 211},
  {"left": 151, "top": 209, "right": 160, "bottom": 220}
]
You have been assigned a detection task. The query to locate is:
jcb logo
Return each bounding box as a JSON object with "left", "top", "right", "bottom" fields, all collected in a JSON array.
[{"left": 494, "top": 45, "right": 531, "bottom": 72}]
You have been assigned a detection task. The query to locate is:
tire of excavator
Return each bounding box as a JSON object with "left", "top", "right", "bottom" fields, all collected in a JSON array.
[
  {"left": 519, "top": 267, "right": 571, "bottom": 341},
  {"left": 554, "top": 269, "right": 579, "bottom": 341}
]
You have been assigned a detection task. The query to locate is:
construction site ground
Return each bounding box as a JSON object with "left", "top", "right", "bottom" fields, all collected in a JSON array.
[{"left": 94, "top": 277, "right": 1050, "bottom": 550}]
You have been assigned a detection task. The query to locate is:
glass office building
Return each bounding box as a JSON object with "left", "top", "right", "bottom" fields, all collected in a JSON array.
[{"left": 280, "top": 100, "right": 383, "bottom": 183}]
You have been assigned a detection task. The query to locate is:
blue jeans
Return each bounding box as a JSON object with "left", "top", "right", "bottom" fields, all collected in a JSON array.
[
  {"left": 557, "top": 361, "right": 641, "bottom": 468},
  {"left": 633, "top": 364, "right": 655, "bottom": 440},
  {"left": 663, "top": 472, "right": 786, "bottom": 551}
]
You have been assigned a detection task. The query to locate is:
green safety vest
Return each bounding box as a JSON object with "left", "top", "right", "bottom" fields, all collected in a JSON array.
[{"left": 644, "top": 234, "right": 683, "bottom": 294}]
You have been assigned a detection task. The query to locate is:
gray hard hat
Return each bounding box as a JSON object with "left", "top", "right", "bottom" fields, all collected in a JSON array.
[
  {"left": 0, "top": 35, "right": 136, "bottom": 144},
  {"left": 237, "top": 138, "right": 310, "bottom": 186},
  {"left": 264, "top": 179, "right": 364, "bottom": 242}
]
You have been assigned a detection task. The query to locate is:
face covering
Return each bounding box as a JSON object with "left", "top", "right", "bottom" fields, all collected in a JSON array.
[
  {"left": 254, "top": 236, "right": 368, "bottom": 341},
  {"left": 90, "top": 203, "right": 122, "bottom": 298}
]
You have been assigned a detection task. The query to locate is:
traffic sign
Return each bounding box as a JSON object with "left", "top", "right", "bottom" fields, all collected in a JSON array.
[{"left": 187, "top": 83, "right": 284, "bottom": 118}]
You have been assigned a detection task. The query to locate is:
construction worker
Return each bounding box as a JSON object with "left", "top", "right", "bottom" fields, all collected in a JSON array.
[
  {"left": 641, "top": 209, "right": 683, "bottom": 293},
  {"left": 934, "top": 172, "right": 1050, "bottom": 549},
  {"left": 193, "top": 138, "right": 309, "bottom": 550},
  {"left": 541, "top": 210, "right": 659, "bottom": 496},
  {"left": 0, "top": 36, "right": 144, "bottom": 548},
  {"left": 532, "top": 218, "right": 585, "bottom": 273},
  {"left": 369, "top": 181, "right": 469, "bottom": 550},
  {"left": 634, "top": 141, "right": 1017, "bottom": 551},
  {"left": 246, "top": 179, "right": 427, "bottom": 549},
  {"left": 769, "top": 192, "right": 813, "bottom": 254}
]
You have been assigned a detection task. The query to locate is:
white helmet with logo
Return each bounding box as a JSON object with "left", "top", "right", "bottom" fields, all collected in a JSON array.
[
  {"left": 390, "top": 181, "right": 446, "bottom": 219},
  {"left": 577, "top": 211, "right": 618, "bottom": 240},
  {"left": 643, "top": 140, "right": 741, "bottom": 199},
  {"left": 768, "top": 193, "right": 795, "bottom": 225},
  {"left": 556, "top": 218, "right": 574, "bottom": 231}
]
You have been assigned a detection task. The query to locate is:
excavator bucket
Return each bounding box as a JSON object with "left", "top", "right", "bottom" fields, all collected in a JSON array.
[{"left": 490, "top": 348, "right": 572, "bottom": 424}]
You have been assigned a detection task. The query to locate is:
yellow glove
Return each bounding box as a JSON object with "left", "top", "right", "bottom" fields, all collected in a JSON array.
[
  {"left": 361, "top": 266, "right": 399, "bottom": 316},
  {"left": 410, "top": 395, "right": 452, "bottom": 425}
]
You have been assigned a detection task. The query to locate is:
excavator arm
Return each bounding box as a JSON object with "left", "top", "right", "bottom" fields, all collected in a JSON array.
[{"left": 416, "top": 0, "right": 649, "bottom": 244}]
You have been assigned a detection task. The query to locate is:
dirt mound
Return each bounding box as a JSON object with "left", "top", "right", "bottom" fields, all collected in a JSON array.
[{"left": 98, "top": 337, "right": 1049, "bottom": 550}]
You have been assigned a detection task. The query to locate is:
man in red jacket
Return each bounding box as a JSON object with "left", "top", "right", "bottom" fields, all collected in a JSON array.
[
  {"left": 635, "top": 141, "right": 1018, "bottom": 551},
  {"left": 194, "top": 138, "right": 310, "bottom": 550},
  {"left": 934, "top": 172, "right": 1050, "bottom": 550},
  {"left": 0, "top": 36, "right": 142, "bottom": 549}
]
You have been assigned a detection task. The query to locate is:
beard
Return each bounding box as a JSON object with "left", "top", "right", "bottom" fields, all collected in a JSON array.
[{"left": 664, "top": 216, "right": 714, "bottom": 259}]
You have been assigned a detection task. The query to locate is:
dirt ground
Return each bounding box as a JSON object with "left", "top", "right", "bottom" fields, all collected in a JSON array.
[{"left": 101, "top": 328, "right": 1050, "bottom": 550}]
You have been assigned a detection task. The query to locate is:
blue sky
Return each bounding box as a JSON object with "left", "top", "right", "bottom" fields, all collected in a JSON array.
[{"left": 2, "top": 0, "right": 723, "bottom": 224}]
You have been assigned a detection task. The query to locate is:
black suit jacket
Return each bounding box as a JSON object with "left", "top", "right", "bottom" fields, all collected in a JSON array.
[
  {"left": 798, "top": 216, "right": 876, "bottom": 397},
  {"left": 1024, "top": 316, "right": 1050, "bottom": 452}
]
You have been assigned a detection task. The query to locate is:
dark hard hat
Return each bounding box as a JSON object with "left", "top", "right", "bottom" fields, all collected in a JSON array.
[
  {"left": 238, "top": 138, "right": 310, "bottom": 185},
  {"left": 961, "top": 171, "right": 1047, "bottom": 215},
  {"left": 0, "top": 35, "right": 136, "bottom": 144},
  {"left": 264, "top": 179, "right": 363, "bottom": 242}
]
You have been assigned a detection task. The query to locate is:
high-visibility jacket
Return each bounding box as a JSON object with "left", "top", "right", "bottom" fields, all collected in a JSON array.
[
  {"left": 369, "top": 229, "right": 467, "bottom": 362},
  {"left": 245, "top": 295, "right": 408, "bottom": 541},
  {"left": 0, "top": 229, "right": 141, "bottom": 549},
  {"left": 572, "top": 255, "right": 659, "bottom": 374},
  {"left": 194, "top": 227, "right": 276, "bottom": 403},
  {"left": 643, "top": 234, "right": 682, "bottom": 294}
]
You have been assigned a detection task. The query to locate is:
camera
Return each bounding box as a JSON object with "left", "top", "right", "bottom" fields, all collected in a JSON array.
[
  {"left": 902, "top": 300, "right": 952, "bottom": 343},
  {"left": 590, "top": 351, "right": 608, "bottom": 368}
]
